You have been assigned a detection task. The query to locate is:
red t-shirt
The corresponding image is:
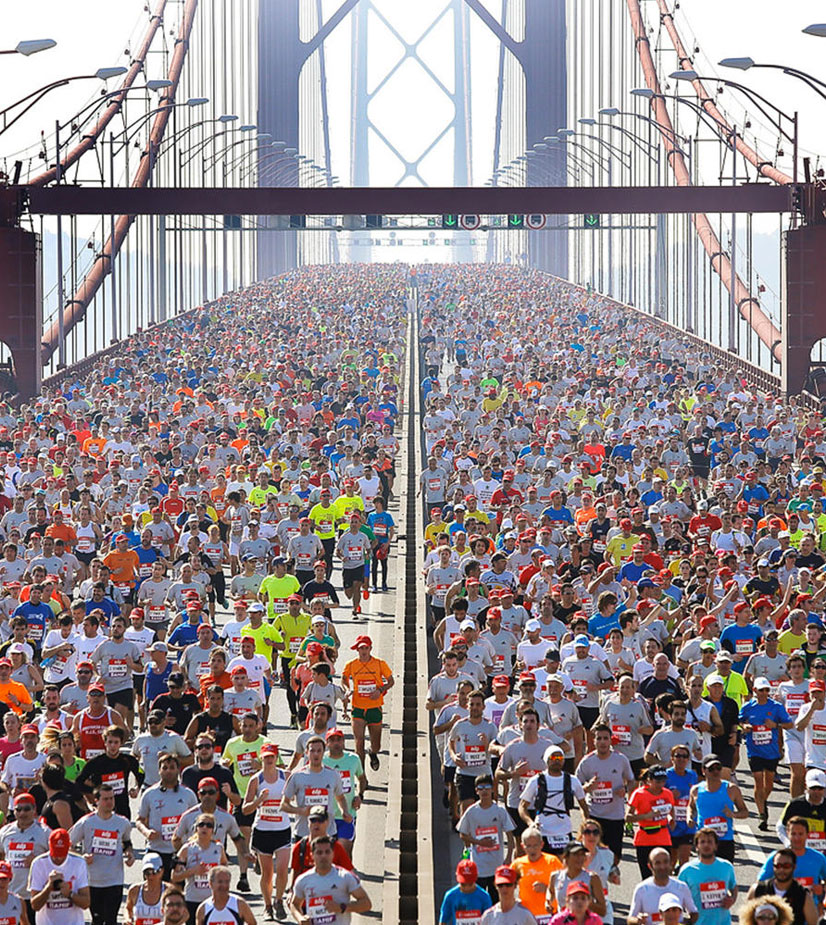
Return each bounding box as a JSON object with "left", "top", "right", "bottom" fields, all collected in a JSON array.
[{"left": 629, "top": 785, "right": 674, "bottom": 846}]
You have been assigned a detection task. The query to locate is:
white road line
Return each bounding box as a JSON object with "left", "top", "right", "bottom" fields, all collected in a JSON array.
[{"left": 734, "top": 818, "right": 769, "bottom": 867}]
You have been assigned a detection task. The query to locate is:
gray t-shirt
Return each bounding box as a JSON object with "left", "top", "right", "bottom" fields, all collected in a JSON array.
[
  {"left": 137, "top": 783, "right": 199, "bottom": 854},
  {"left": 132, "top": 731, "right": 192, "bottom": 786},
  {"left": 497, "top": 738, "right": 548, "bottom": 809},
  {"left": 645, "top": 727, "right": 702, "bottom": 764},
  {"left": 481, "top": 900, "right": 543, "bottom": 923},
  {"left": 450, "top": 719, "right": 498, "bottom": 778},
  {"left": 599, "top": 699, "right": 652, "bottom": 761},
  {"left": 283, "top": 767, "right": 344, "bottom": 837},
  {"left": 91, "top": 638, "right": 143, "bottom": 693},
  {"left": 174, "top": 804, "right": 240, "bottom": 846},
  {"left": 562, "top": 655, "right": 613, "bottom": 709},
  {"left": 576, "top": 750, "right": 634, "bottom": 820},
  {"left": 544, "top": 697, "right": 584, "bottom": 759},
  {"left": 293, "top": 867, "right": 362, "bottom": 925},
  {"left": 456, "top": 802, "right": 515, "bottom": 878},
  {"left": 0, "top": 819, "right": 50, "bottom": 898},
  {"left": 68, "top": 811, "right": 132, "bottom": 887},
  {"left": 180, "top": 642, "right": 218, "bottom": 688}
]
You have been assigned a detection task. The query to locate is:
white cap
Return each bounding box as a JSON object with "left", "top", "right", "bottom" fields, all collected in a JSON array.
[
  {"left": 806, "top": 768, "right": 826, "bottom": 788},
  {"left": 753, "top": 677, "right": 771, "bottom": 690},
  {"left": 525, "top": 618, "right": 542, "bottom": 632},
  {"left": 658, "top": 894, "right": 683, "bottom": 916},
  {"left": 459, "top": 619, "right": 476, "bottom": 631},
  {"left": 247, "top": 602, "right": 265, "bottom": 613},
  {"left": 543, "top": 745, "right": 565, "bottom": 761}
]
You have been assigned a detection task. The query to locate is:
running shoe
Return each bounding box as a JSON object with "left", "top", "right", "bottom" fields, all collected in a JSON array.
[
  {"left": 369, "top": 751, "right": 380, "bottom": 771},
  {"left": 237, "top": 874, "right": 250, "bottom": 892}
]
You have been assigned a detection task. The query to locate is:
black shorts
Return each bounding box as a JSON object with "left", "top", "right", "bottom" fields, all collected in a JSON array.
[
  {"left": 76, "top": 551, "right": 97, "bottom": 566},
  {"left": 590, "top": 815, "right": 625, "bottom": 860},
  {"left": 629, "top": 758, "right": 646, "bottom": 779},
  {"left": 444, "top": 766, "right": 456, "bottom": 785},
  {"left": 456, "top": 773, "right": 478, "bottom": 802},
  {"left": 107, "top": 688, "right": 134, "bottom": 710},
  {"left": 234, "top": 806, "right": 255, "bottom": 828},
  {"left": 577, "top": 705, "right": 599, "bottom": 729},
  {"left": 717, "top": 839, "right": 735, "bottom": 861},
  {"left": 252, "top": 827, "right": 291, "bottom": 854},
  {"left": 507, "top": 805, "right": 528, "bottom": 841},
  {"left": 672, "top": 833, "right": 694, "bottom": 848},
  {"left": 342, "top": 566, "right": 364, "bottom": 590},
  {"left": 748, "top": 755, "right": 780, "bottom": 773},
  {"left": 133, "top": 674, "right": 145, "bottom": 694},
  {"left": 715, "top": 744, "right": 736, "bottom": 769}
]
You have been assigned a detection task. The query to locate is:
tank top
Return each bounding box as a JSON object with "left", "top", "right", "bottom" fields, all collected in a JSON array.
[
  {"left": 203, "top": 543, "right": 224, "bottom": 567},
  {"left": 695, "top": 781, "right": 734, "bottom": 841},
  {"left": 133, "top": 885, "right": 163, "bottom": 925},
  {"left": 252, "top": 771, "right": 290, "bottom": 832},
  {"left": 0, "top": 890, "right": 23, "bottom": 925},
  {"left": 75, "top": 523, "right": 98, "bottom": 556},
  {"left": 201, "top": 895, "right": 243, "bottom": 925},
  {"left": 183, "top": 840, "right": 224, "bottom": 901},
  {"left": 41, "top": 790, "right": 85, "bottom": 829},
  {"left": 78, "top": 708, "right": 115, "bottom": 759}
]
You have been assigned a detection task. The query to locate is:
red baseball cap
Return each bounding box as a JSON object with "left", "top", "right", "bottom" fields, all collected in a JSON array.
[
  {"left": 197, "top": 777, "right": 219, "bottom": 792},
  {"left": 49, "top": 829, "right": 71, "bottom": 856},
  {"left": 491, "top": 675, "right": 510, "bottom": 688},
  {"left": 811, "top": 680, "right": 826, "bottom": 692},
  {"left": 519, "top": 671, "right": 536, "bottom": 683},
  {"left": 351, "top": 635, "right": 373, "bottom": 650},
  {"left": 456, "top": 859, "right": 478, "bottom": 884},
  {"left": 494, "top": 866, "right": 517, "bottom": 885}
]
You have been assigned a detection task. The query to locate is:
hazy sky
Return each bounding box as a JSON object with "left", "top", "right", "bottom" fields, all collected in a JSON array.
[{"left": 3, "top": 1, "right": 824, "bottom": 277}]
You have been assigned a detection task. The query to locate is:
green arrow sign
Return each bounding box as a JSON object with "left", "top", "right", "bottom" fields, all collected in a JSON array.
[
  {"left": 507, "top": 214, "right": 524, "bottom": 228},
  {"left": 442, "top": 214, "right": 458, "bottom": 228},
  {"left": 584, "top": 214, "right": 600, "bottom": 227}
]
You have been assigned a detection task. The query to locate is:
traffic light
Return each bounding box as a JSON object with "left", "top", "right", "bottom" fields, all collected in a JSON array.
[
  {"left": 507, "top": 214, "right": 524, "bottom": 228},
  {"left": 442, "top": 214, "right": 458, "bottom": 229},
  {"left": 584, "top": 214, "right": 600, "bottom": 228},
  {"left": 289, "top": 215, "right": 306, "bottom": 229},
  {"left": 366, "top": 214, "right": 383, "bottom": 229}
]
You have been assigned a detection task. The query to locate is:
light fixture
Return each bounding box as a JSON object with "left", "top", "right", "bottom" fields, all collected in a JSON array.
[
  {"left": 578, "top": 117, "right": 597, "bottom": 125},
  {"left": 146, "top": 79, "right": 173, "bottom": 91},
  {"left": 718, "top": 58, "right": 755, "bottom": 71},
  {"left": 218, "top": 114, "right": 238, "bottom": 123},
  {"left": 670, "top": 70, "right": 698, "bottom": 81},
  {"left": 599, "top": 107, "right": 621, "bottom": 116},
  {"left": 802, "top": 24, "right": 826, "bottom": 37},
  {"left": 186, "top": 97, "right": 209, "bottom": 106},
  {"left": 15, "top": 39, "right": 57, "bottom": 56},
  {"left": 95, "top": 67, "right": 128, "bottom": 80},
  {"left": 631, "top": 88, "right": 655, "bottom": 98}
]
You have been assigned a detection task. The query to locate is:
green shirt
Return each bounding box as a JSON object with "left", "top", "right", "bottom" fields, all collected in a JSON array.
[
  {"left": 223, "top": 734, "right": 266, "bottom": 795},
  {"left": 323, "top": 753, "right": 364, "bottom": 817},
  {"left": 258, "top": 574, "right": 300, "bottom": 618},
  {"left": 64, "top": 756, "right": 86, "bottom": 782},
  {"left": 239, "top": 620, "right": 283, "bottom": 659}
]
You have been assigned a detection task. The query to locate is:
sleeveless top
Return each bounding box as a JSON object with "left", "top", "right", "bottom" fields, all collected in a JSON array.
[
  {"left": 252, "top": 770, "right": 290, "bottom": 832},
  {"left": 133, "top": 885, "right": 163, "bottom": 925},
  {"left": 202, "top": 895, "right": 244, "bottom": 925},
  {"left": 695, "top": 780, "right": 734, "bottom": 841},
  {"left": 78, "top": 708, "right": 115, "bottom": 759}
]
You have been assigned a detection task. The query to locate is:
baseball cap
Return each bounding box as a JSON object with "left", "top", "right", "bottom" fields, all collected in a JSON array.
[
  {"left": 351, "top": 635, "right": 372, "bottom": 649},
  {"left": 574, "top": 634, "right": 590, "bottom": 646},
  {"left": 648, "top": 766, "right": 668, "bottom": 780},
  {"left": 543, "top": 745, "right": 565, "bottom": 761},
  {"left": 519, "top": 671, "right": 536, "bottom": 683},
  {"left": 699, "top": 641, "right": 717, "bottom": 652},
  {"left": 142, "top": 853, "right": 164, "bottom": 873},
  {"left": 0, "top": 862, "right": 12, "bottom": 880},
  {"left": 325, "top": 728, "right": 345, "bottom": 741},
  {"left": 13, "top": 793, "right": 35, "bottom": 807},
  {"left": 753, "top": 677, "right": 771, "bottom": 690},
  {"left": 230, "top": 665, "right": 248, "bottom": 676},
  {"left": 705, "top": 674, "right": 725, "bottom": 687},
  {"left": 197, "top": 777, "right": 219, "bottom": 792},
  {"left": 311, "top": 614, "right": 327, "bottom": 624},
  {"left": 525, "top": 618, "right": 541, "bottom": 632},
  {"left": 494, "top": 866, "right": 517, "bottom": 885},
  {"left": 20, "top": 724, "right": 39, "bottom": 737},
  {"left": 658, "top": 893, "right": 684, "bottom": 914},
  {"left": 260, "top": 743, "right": 280, "bottom": 756},
  {"left": 49, "top": 829, "right": 71, "bottom": 855},
  {"left": 491, "top": 675, "right": 510, "bottom": 688},
  {"left": 702, "top": 753, "right": 723, "bottom": 768},
  {"left": 715, "top": 651, "right": 733, "bottom": 662},
  {"left": 456, "top": 859, "right": 478, "bottom": 884},
  {"left": 810, "top": 680, "right": 826, "bottom": 692},
  {"left": 567, "top": 881, "right": 591, "bottom": 897},
  {"left": 308, "top": 805, "right": 329, "bottom": 819},
  {"left": 806, "top": 769, "right": 826, "bottom": 788}
]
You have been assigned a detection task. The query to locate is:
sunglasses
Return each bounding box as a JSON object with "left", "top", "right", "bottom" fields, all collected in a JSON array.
[
  {"left": 582, "top": 828, "right": 600, "bottom": 835},
  {"left": 196, "top": 822, "right": 214, "bottom": 828},
  {"left": 197, "top": 743, "right": 213, "bottom": 749}
]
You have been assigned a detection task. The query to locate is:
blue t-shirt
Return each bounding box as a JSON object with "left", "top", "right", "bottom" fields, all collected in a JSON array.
[
  {"left": 368, "top": 511, "right": 395, "bottom": 546},
  {"left": 438, "top": 884, "right": 493, "bottom": 925},
  {"left": 719, "top": 623, "right": 764, "bottom": 673},
  {"left": 666, "top": 767, "right": 698, "bottom": 839},
  {"left": 739, "top": 698, "right": 791, "bottom": 759},
  {"left": 758, "top": 847, "right": 826, "bottom": 900},
  {"left": 167, "top": 621, "right": 212, "bottom": 649},
  {"left": 678, "top": 857, "right": 737, "bottom": 925},
  {"left": 619, "top": 561, "right": 649, "bottom": 584},
  {"left": 588, "top": 607, "right": 624, "bottom": 641},
  {"left": 84, "top": 597, "right": 121, "bottom": 627},
  {"left": 12, "top": 601, "right": 53, "bottom": 646}
]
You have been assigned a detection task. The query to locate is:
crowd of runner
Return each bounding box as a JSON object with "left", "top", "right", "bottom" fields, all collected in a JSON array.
[
  {"left": 0, "top": 264, "right": 410, "bottom": 925},
  {"left": 421, "top": 266, "right": 826, "bottom": 925}
]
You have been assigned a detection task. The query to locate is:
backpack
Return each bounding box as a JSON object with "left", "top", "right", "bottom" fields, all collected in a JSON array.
[{"left": 535, "top": 771, "right": 574, "bottom": 817}]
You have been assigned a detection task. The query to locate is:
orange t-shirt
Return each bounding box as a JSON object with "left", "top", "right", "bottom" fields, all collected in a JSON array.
[
  {"left": 102, "top": 549, "right": 140, "bottom": 586},
  {"left": 629, "top": 785, "right": 674, "bottom": 846},
  {"left": 342, "top": 657, "right": 392, "bottom": 711},
  {"left": 46, "top": 523, "right": 77, "bottom": 548},
  {"left": 0, "top": 679, "right": 33, "bottom": 715}
]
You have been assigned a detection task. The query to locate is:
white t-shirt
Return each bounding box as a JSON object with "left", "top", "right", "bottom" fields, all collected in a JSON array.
[
  {"left": 520, "top": 771, "right": 585, "bottom": 847},
  {"left": 28, "top": 851, "right": 89, "bottom": 925},
  {"left": 227, "top": 654, "right": 270, "bottom": 698}
]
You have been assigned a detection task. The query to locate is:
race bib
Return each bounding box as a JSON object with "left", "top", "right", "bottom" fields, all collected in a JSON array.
[
  {"left": 76, "top": 539, "right": 94, "bottom": 553},
  {"left": 812, "top": 724, "right": 826, "bottom": 746},
  {"left": 674, "top": 798, "right": 689, "bottom": 823},
  {"left": 259, "top": 796, "right": 284, "bottom": 825},
  {"left": 610, "top": 724, "right": 631, "bottom": 747},
  {"left": 102, "top": 771, "right": 125, "bottom": 794},
  {"left": 735, "top": 640, "right": 754, "bottom": 655},
  {"left": 304, "top": 787, "right": 328, "bottom": 806},
  {"left": 148, "top": 607, "right": 166, "bottom": 623},
  {"left": 752, "top": 725, "right": 772, "bottom": 746},
  {"left": 356, "top": 679, "right": 377, "bottom": 697},
  {"left": 455, "top": 913, "right": 483, "bottom": 925},
  {"left": 464, "top": 744, "right": 486, "bottom": 767},
  {"left": 807, "top": 830, "right": 826, "bottom": 852},
  {"left": 591, "top": 781, "right": 613, "bottom": 805},
  {"left": 108, "top": 658, "right": 128, "bottom": 679},
  {"left": 6, "top": 841, "right": 32, "bottom": 867},
  {"left": 237, "top": 751, "right": 258, "bottom": 777},
  {"left": 428, "top": 479, "right": 441, "bottom": 492},
  {"left": 338, "top": 770, "right": 352, "bottom": 794},
  {"left": 704, "top": 815, "right": 729, "bottom": 837},
  {"left": 161, "top": 815, "right": 181, "bottom": 841},
  {"left": 700, "top": 881, "right": 728, "bottom": 909},
  {"left": 272, "top": 599, "right": 288, "bottom": 614},
  {"left": 193, "top": 863, "right": 216, "bottom": 892},
  {"left": 307, "top": 895, "right": 335, "bottom": 924},
  {"left": 289, "top": 637, "right": 303, "bottom": 654},
  {"left": 475, "top": 825, "right": 499, "bottom": 853},
  {"left": 139, "top": 565, "right": 153, "bottom": 578},
  {"left": 92, "top": 828, "right": 118, "bottom": 857},
  {"left": 115, "top": 581, "right": 131, "bottom": 592}
]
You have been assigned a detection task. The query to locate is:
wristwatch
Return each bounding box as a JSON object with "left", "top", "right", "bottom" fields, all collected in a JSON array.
[{"left": 339, "top": 902, "right": 347, "bottom": 914}]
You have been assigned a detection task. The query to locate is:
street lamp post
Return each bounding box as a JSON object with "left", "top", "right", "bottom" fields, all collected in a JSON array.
[
  {"left": 719, "top": 56, "right": 826, "bottom": 104},
  {"left": 0, "top": 39, "right": 56, "bottom": 56}
]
